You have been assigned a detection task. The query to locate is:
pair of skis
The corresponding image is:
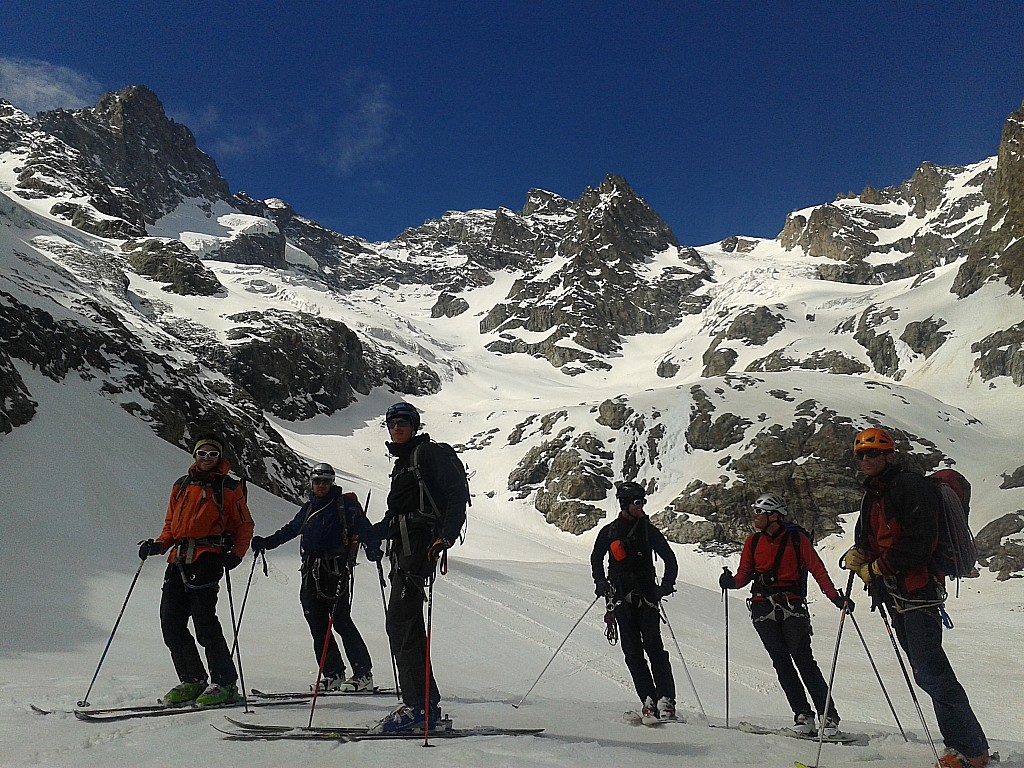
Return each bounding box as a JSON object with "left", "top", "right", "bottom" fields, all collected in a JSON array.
[
  {"left": 34, "top": 686, "right": 395, "bottom": 723},
  {"left": 214, "top": 715, "right": 545, "bottom": 742}
]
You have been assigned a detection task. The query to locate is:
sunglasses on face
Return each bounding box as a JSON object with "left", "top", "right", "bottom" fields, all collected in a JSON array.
[
  {"left": 387, "top": 418, "right": 412, "bottom": 429},
  {"left": 311, "top": 478, "right": 333, "bottom": 485},
  {"left": 195, "top": 450, "right": 220, "bottom": 458},
  {"left": 856, "top": 449, "right": 890, "bottom": 460},
  {"left": 630, "top": 498, "right": 646, "bottom": 506}
]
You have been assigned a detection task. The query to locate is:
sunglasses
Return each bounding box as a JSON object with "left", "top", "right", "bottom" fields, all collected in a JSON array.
[
  {"left": 387, "top": 418, "right": 412, "bottom": 429},
  {"left": 629, "top": 498, "right": 646, "bottom": 506},
  {"left": 856, "top": 449, "right": 890, "bottom": 459},
  {"left": 311, "top": 478, "right": 333, "bottom": 485},
  {"left": 194, "top": 450, "right": 220, "bottom": 458}
]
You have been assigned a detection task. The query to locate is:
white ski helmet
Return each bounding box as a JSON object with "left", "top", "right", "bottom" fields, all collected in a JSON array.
[{"left": 751, "top": 492, "right": 788, "bottom": 516}]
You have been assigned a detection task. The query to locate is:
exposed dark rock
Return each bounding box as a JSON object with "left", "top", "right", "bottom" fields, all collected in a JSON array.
[
  {"left": 0, "top": 347, "right": 37, "bottom": 434},
  {"left": 207, "top": 229, "right": 286, "bottom": 269},
  {"left": 122, "top": 237, "right": 223, "bottom": 295},
  {"left": 1000, "top": 466, "right": 1024, "bottom": 489},
  {"left": 49, "top": 201, "right": 144, "bottom": 238},
  {"left": 853, "top": 307, "right": 903, "bottom": 378},
  {"left": 431, "top": 291, "right": 470, "bottom": 318},
  {"left": 956, "top": 101, "right": 1024, "bottom": 297},
  {"left": 725, "top": 305, "right": 787, "bottom": 346},
  {"left": 656, "top": 358, "right": 680, "bottom": 378},
  {"left": 685, "top": 385, "right": 749, "bottom": 451},
  {"left": 596, "top": 398, "right": 633, "bottom": 430},
  {"left": 901, "top": 317, "right": 950, "bottom": 359},
  {"left": 971, "top": 322, "right": 1024, "bottom": 385},
  {"left": 222, "top": 310, "right": 440, "bottom": 420},
  {"left": 974, "top": 512, "right": 1024, "bottom": 580},
  {"left": 702, "top": 347, "right": 737, "bottom": 377}
]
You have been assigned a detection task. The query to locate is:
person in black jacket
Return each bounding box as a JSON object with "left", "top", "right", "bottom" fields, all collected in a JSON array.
[
  {"left": 369, "top": 402, "right": 468, "bottom": 734},
  {"left": 591, "top": 481, "right": 679, "bottom": 722},
  {"left": 842, "top": 427, "right": 989, "bottom": 768},
  {"left": 251, "top": 462, "right": 381, "bottom": 692}
]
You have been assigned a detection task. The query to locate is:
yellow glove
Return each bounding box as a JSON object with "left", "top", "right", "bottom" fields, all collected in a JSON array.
[
  {"left": 842, "top": 547, "right": 867, "bottom": 572},
  {"left": 856, "top": 560, "right": 882, "bottom": 584}
]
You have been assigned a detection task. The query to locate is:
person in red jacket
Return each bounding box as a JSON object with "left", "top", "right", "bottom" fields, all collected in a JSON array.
[
  {"left": 138, "top": 434, "right": 254, "bottom": 707},
  {"left": 843, "top": 427, "right": 989, "bottom": 768},
  {"left": 720, "top": 492, "right": 851, "bottom": 738}
]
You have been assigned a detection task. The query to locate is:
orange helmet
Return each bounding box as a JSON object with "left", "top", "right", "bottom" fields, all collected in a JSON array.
[{"left": 853, "top": 428, "right": 895, "bottom": 454}]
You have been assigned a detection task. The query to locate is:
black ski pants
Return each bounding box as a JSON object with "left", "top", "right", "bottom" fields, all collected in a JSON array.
[
  {"left": 299, "top": 561, "right": 372, "bottom": 680},
  {"left": 750, "top": 599, "right": 838, "bottom": 722},
  {"left": 386, "top": 570, "right": 439, "bottom": 711},
  {"left": 160, "top": 555, "right": 237, "bottom": 687},
  {"left": 614, "top": 598, "right": 675, "bottom": 706}
]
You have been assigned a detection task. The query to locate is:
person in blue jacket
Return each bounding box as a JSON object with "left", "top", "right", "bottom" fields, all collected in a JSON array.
[{"left": 251, "top": 462, "right": 381, "bottom": 691}]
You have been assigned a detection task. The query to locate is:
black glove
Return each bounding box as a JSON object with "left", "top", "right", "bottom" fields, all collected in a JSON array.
[
  {"left": 832, "top": 595, "right": 855, "bottom": 613},
  {"left": 138, "top": 539, "right": 162, "bottom": 560},
  {"left": 595, "top": 580, "right": 610, "bottom": 597},
  {"left": 223, "top": 552, "right": 242, "bottom": 571},
  {"left": 659, "top": 582, "right": 676, "bottom": 599},
  {"left": 364, "top": 542, "right": 384, "bottom": 562},
  {"left": 427, "top": 538, "right": 451, "bottom": 561},
  {"left": 719, "top": 568, "right": 735, "bottom": 590},
  {"left": 250, "top": 535, "right": 268, "bottom": 555}
]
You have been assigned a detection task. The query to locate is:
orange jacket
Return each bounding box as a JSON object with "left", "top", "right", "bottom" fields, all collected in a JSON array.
[{"left": 155, "top": 458, "right": 254, "bottom": 564}]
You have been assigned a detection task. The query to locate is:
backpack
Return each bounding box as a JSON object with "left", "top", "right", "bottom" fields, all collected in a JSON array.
[
  {"left": 410, "top": 441, "right": 471, "bottom": 540},
  {"left": 928, "top": 468, "right": 977, "bottom": 580}
]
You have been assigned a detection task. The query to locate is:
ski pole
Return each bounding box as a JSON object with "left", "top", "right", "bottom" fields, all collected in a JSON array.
[
  {"left": 227, "top": 554, "right": 259, "bottom": 661},
  {"left": 377, "top": 559, "right": 401, "bottom": 700},
  {"left": 722, "top": 568, "right": 730, "bottom": 729},
  {"left": 878, "top": 602, "right": 941, "bottom": 767},
  {"left": 512, "top": 595, "right": 600, "bottom": 708},
  {"left": 224, "top": 567, "right": 250, "bottom": 713},
  {"left": 809, "top": 571, "right": 854, "bottom": 768},
  {"left": 660, "top": 603, "right": 708, "bottom": 722},
  {"left": 848, "top": 611, "right": 907, "bottom": 741},
  {"left": 423, "top": 571, "right": 437, "bottom": 748},
  {"left": 78, "top": 556, "right": 146, "bottom": 707},
  {"left": 308, "top": 567, "right": 346, "bottom": 727}
]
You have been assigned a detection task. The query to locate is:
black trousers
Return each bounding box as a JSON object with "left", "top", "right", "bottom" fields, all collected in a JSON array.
[
  {"left": 614, "top": 599, "right": 675, "bottom": 706},
  {"left": 750, "top": 599, "right": 838, "bottom": 722},
  {"left": 299, "top": 561, "right": 372, "bottom": 679},
  {"left": 386, "top": 570, "right": 439, "bottom": 711},
  {"left": 160, "top": 555, "right": 236, "bottom": 686}
]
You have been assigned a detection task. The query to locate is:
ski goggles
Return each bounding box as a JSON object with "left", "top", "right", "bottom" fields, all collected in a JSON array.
[
  {"left": 194, "top": 449, "right": 220, "bottom": 458},
  {"left": 855, "top": 449, "right": 891, "bottom": 459},
  {"left": 386, "top": 417, "right": 412, "bottom": 429}
]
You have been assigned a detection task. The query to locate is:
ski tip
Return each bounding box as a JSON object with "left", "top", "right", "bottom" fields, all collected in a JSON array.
[
  {"left": 795, "top": 762, "right": 817, "bottom": 768},
  {"left": 30, "top": 704, "right": 51, "bottom": 715}
]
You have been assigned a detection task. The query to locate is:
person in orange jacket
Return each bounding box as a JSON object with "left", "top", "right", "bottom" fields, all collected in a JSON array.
[{"left": 138, "top": 434, "right": 254, "bottom": 707}]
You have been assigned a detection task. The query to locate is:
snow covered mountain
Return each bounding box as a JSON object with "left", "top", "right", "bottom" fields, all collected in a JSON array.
[{"left": 1, "top": 86, "right": 1022, "bottom": 580}]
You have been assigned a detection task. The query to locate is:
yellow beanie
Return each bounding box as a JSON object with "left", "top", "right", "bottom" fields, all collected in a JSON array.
[{"left": 193, "top": 437, "right": 224, "bottom": 455}]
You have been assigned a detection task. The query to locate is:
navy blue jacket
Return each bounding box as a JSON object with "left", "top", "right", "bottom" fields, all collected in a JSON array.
[{"left": 262, "top": 486, "right": 379, "bottom": 560}]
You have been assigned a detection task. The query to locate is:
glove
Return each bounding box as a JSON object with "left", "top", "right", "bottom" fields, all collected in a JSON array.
[
  {"left": 223, "top": 552, "right": 242, "bottom": 571},
  {"left": 832, "top": 595, "right": 855, "bottom": 613},
  {"left": 138, "top": 539, "right": 162, "bottom": 559},
  {"left": 842, "top": 546, "right": 868, "bottom": 572},
  {"left": 427, "top": 538, "right": 451, "bottom": 561},
  {"left": 719, "top": 568, "right": 735, "bottom": 591},
  {"left": 658, "top": 582, "right": 676, "bottom": 599},
  {"left": 595, "top": 580, "right": 610, "bottom": 597},
  {"left": 250, "top": 535, "right": 268, "bottom": 555},
  {"left": 857, "top": 561, "right": 882, "bottom": 584},
  {"left": 364, "top": 543, "right": 384, "bottom": 562}
]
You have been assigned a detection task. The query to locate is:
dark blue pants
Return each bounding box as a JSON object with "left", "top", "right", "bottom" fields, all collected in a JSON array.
[
  {"left": 751, "top": 600, "right": 839, "bottom": 722},
  {"left": 160, "top": 555, "right": 237, "bottom": 686},
  {"left": 614, "top": 600, "right": 675, "bottom": 705},
  {"left": 890, "top": 604, "right": 987, "bottom": 757},
  {"left": 300, "top": 563, "right": 372, "bottom": 679}
]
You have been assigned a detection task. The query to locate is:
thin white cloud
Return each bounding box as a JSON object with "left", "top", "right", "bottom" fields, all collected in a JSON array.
[
  {"left": 0, "top": 57, "right": 102, "bottom": 114},
  {"left": 331, "top": 74, "right": 403, "bottom": 175}
]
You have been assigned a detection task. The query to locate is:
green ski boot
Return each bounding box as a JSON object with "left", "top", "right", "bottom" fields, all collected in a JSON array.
[
  {"left": 195, "top": 683, "right": 241, "bottom": 707},
  {"left": 161, "top": 681, "right": 205, "bottom": 707}
]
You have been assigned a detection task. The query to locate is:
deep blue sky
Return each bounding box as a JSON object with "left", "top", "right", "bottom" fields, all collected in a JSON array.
[{"left": 2, "top": 3, "right": 1023, "bottom": 245}]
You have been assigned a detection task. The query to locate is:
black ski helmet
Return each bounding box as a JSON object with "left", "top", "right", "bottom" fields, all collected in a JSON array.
[
  {"left": 615, "top": 481, "right": 647, "bottom": 506},
  {"left": 385, "top": 401, "right": 421, "bottom": 430},
  {"left": 310, "top": 462, "right": 336, "bottom": 483},
  {"left": 751, "top": 492, "right": 788, "bottom": 516}
]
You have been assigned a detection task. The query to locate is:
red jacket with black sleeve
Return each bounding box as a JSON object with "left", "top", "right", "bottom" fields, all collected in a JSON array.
[{"left": 734, "top": 523, "right": 840, "bottom": 603}]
